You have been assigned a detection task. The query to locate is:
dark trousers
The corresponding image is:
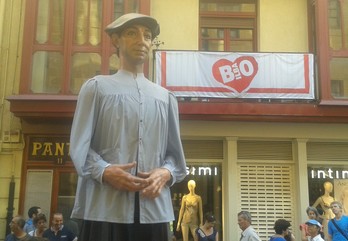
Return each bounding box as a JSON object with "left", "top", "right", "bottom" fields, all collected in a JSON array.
[
  {"left": 78, "top": 193, "right": 170, "bottom": 241},
  {"left": 79, "top": 220, "right": 170, "bottom": 241}
]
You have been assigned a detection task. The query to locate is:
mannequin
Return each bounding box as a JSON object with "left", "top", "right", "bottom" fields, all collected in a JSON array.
[
  {"left": 313, "top": 181, "right": 335, "bottom": 239},
  {"left": 176, "top": 180, "right": 203, "bottom": 241}
]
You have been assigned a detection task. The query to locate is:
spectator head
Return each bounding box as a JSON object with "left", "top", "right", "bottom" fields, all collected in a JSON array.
[
  {"left": 274, "top": 219, "right": 291, "bottom": 235},
  {"left": 238, "top": 211, "right": 252, "bottom": 231},
  {"left": 51, "top": 213, "right": 64, "bottom": 231},
  {"left": 203, "top": 212, "right": 216, "bottom": 229},
  {"left": 306, "top": 219, "right": 322, "bottom": 236},
  {"left": 306, "top": 219, "right": 322, "bottom": 229},
  {"left": 204, "top": 212, "right": 216, "bottom": 223},
  {"left": 9, "top": 215, "right": 26, "bottom": 233},
  {"left": 306, "top": 206, "right": 320, "bottom": 220},
  {"left": 28, "top": 206, "right": 41, "bottom": 218},
  {"left": 33, "top": 213, "right": 47, "bottom": 226},
  {"left": 330, "top": 201, "right": 343, "bottom": 215}
]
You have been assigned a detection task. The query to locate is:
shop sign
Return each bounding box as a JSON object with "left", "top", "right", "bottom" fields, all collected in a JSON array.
[
  {"left": 28, "top": 136, "right": 70, "bottom": 164},
  {"left": 186, "top": 165, "right": 219, "bottom": 176},
  {"left": 310, "top": 168, "right": 348, "bottom": 179}
]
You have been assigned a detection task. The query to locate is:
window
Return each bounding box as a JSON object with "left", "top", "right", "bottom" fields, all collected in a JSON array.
[
  {"left": 199, "top": 0, "right": 257, "bottom": 52},
  {"left": 57, "top": 172, "right": 78, "bottom": 220},
  {"left": 329, "top": 0, "right": 348, "bottom": 99},
  {"left": 315, "top": 0, "right": 348, "bottom": 101},
  {"left": 20, "top": 0, "right": 148, "bottom": 94}
]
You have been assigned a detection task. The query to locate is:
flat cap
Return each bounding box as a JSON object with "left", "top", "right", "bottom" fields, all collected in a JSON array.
[{"left": 105, "top": 13, "right": 160, "bottom": 38}]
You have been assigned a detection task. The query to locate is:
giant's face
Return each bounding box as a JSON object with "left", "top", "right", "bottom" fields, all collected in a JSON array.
[{"left": 112, "top": 25, "right": 152, "bottom": 65}]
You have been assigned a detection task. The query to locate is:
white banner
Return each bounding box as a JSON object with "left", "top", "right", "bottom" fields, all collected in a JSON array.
[{"left": 155, "top": 51, "right": 314, "bottom": 99}]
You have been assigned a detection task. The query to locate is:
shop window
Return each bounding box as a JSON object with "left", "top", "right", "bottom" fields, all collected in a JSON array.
[
  {"left": 20, "top": 0, "right": 147, "bottom": 94},
  {"left": 307, "top": 142, "right": 348, "bottom": 238},
  {"left": 199, "top": 0, "right": 257, "bottom": 52},
  {"left": 24, "top": 170, "right": 53, "bottom": 220},
  {"left": 308, "top": 166, "right": 348, "bottom": 238},
  {"left": 57, "top": 172, "right": 78, "bottom": 221},
  {"left": 171, "top": 162, "right": 222, "bottom": 241}
]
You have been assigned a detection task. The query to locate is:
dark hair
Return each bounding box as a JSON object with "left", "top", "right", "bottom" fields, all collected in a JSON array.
[
  {"left": 33, "top": 213, "right": 47, "bottom": 225},
  {"left": 204, "top": 212, "right": 216, "bottom": 223},
  {"left": 284, "top": 231, "right": 293, "bottom": 241},
  {"left": 28, "top": 206, "right": 40, "bottom": 218},
  {"left": 274, "top": 219, "right": 291, "bottom": 235}
]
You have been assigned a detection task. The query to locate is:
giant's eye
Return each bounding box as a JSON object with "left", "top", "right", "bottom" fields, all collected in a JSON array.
[
  {"left": 126, "top": 30, "right": 137, "bottom": 37},
  {"left": 144, "top": 33, "right": 152, "bottom": 41}
]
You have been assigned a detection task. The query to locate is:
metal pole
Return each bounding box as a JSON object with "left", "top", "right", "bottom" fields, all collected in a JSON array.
[{"left": 5, "top": 175, "right": 15, "bottom": 237}]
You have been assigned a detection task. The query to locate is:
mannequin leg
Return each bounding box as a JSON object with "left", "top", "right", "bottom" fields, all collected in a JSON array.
[
  {"left": 189, "top": 225, "right": 197, "bottom": 240},
  {"left": 181, "top": 224, "right": 189, "bottom": 241},
  {"left": 322, "top": 218, "right": 329, "bottom": 241}
]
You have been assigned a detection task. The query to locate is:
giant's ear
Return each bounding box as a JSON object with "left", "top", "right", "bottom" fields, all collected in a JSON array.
[{"left": 110, "top": 33, "right": 120, "bottom": 49}]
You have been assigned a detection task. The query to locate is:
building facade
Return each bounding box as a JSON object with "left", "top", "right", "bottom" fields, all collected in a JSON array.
[{"left": 0, "top": 0, "right": 348, "bottom": 241}]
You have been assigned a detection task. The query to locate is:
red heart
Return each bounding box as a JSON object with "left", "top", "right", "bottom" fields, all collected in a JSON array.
[{"left": 212, "top": 56, "right": 258, "bottom": 93}]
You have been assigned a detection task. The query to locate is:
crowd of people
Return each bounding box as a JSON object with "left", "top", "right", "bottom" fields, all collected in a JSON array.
[
  {"left": 7, "top": 202, "right": 348, "bottom": 241},
  {"left": 237, "top": 201, "right": 348, "bottom": 241},
  {"left": 5, "top": 206, "right": 77, "bottom": 241},
  {"left": 186, "top": 201, "right": 348, "bottom": 241}
]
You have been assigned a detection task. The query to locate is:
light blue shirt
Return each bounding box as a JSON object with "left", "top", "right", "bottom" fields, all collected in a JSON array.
[
  {"left": 308, "top": 234, "right": 325, "bottom": 241},
  {"left": 70, "top": 70, "right": 186, "bottom": 223},
  {"left": 241, "top": 226, "right": 262, "bottom": 241},
  {"left": 23, "top": 218, "right": 34, "bottom": 233}
]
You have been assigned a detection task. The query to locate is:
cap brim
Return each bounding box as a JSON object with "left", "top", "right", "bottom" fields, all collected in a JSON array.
[{"left": 105, "top": 16, "right": 160, "bottom": 38}]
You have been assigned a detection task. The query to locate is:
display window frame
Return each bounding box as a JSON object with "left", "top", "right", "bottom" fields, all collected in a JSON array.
[
  {"left": 308, "top": 165, "right": 348, "bottom": 215},
  {"left": 171, "top": 159, "right": 223, "bottom": 241}
]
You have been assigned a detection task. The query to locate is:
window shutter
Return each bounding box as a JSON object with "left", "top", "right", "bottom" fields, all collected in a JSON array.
[
  {"left": 238, "top": 140, "right": 293, "bottom": 160},
  {"left": 238, "top": 164, "right": 296, "bottom": 241},
  {"left": 307, "top": 142, "right": 348, "bottom": 161},
  {"left": 237, "top": 140, "right": 295, "bottom": 240},
  {"left": 182, "top": 140, "right": 223, "bottom": 159}
]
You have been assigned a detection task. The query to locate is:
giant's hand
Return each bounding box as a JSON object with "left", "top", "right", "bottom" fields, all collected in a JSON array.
[
  {"left": 138, "top": 168, "right": 171, "bottom": 199},
  {"left": 102, "top": 162, "right": 149, "bottom": 191}
]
